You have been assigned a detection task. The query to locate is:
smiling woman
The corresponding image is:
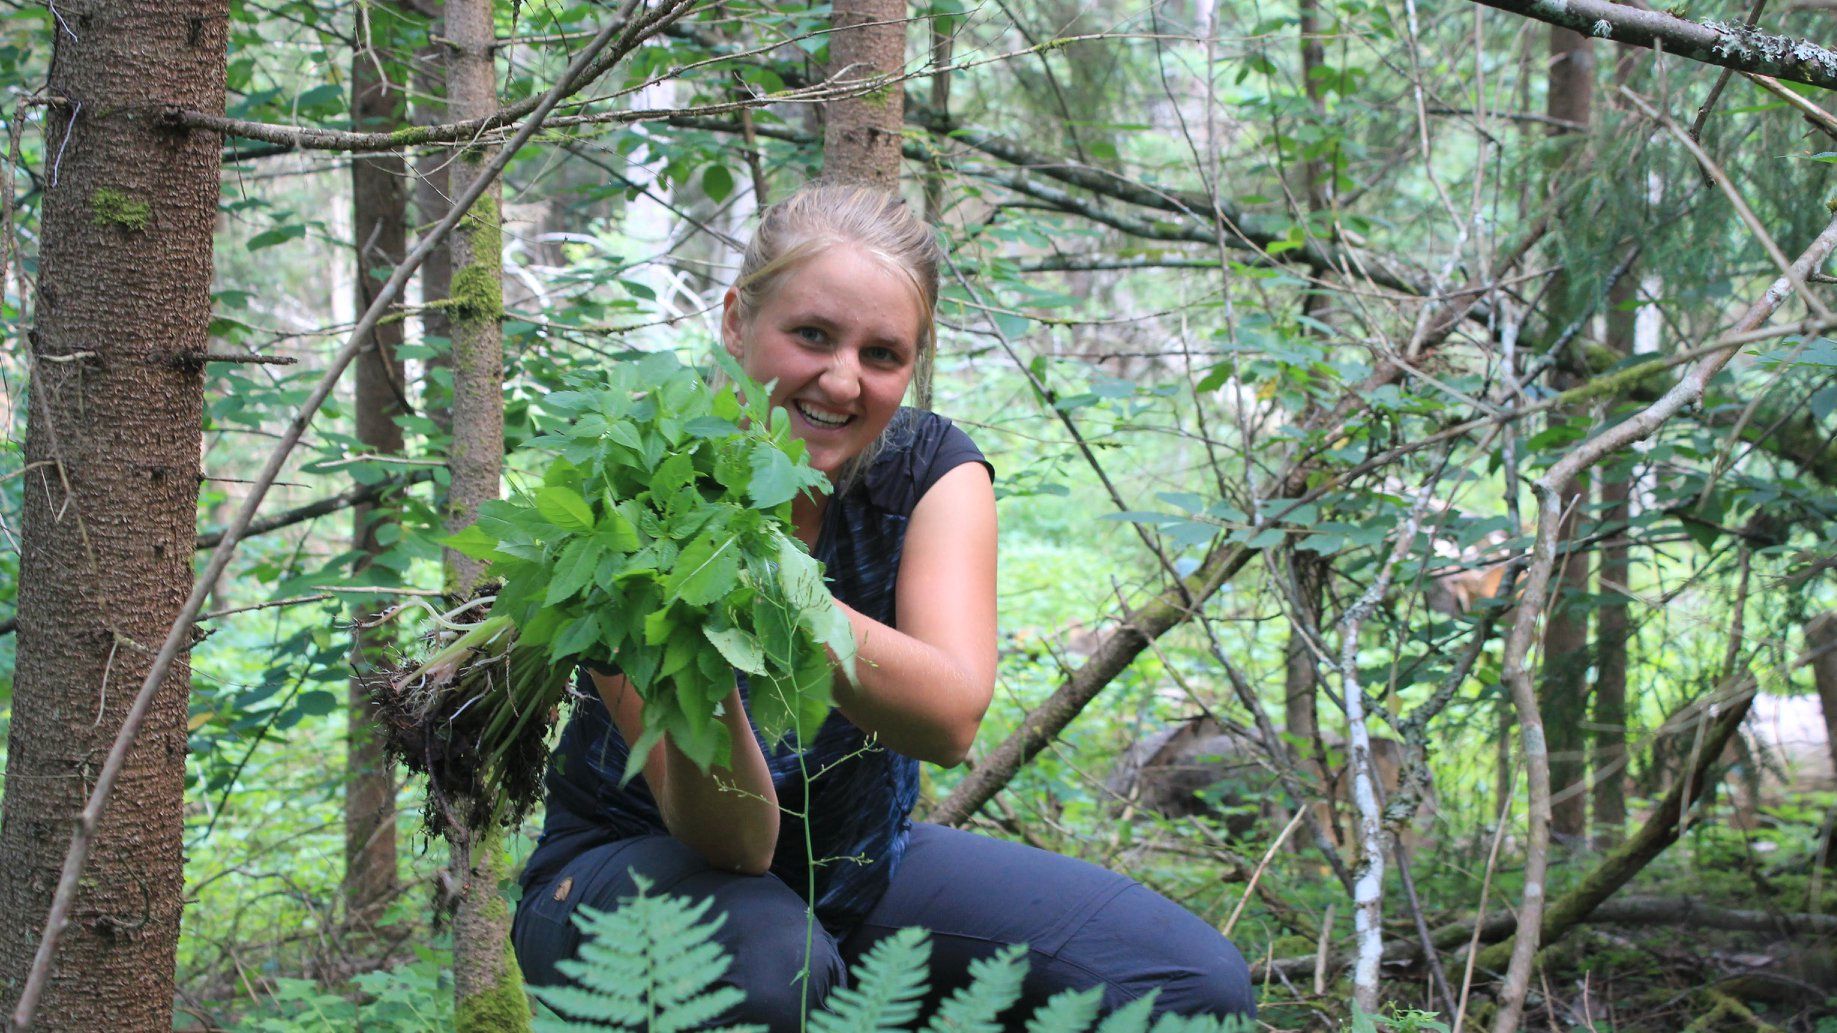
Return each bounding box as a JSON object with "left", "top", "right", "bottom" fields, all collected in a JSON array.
[{"left": 510, "top": 183, "right": 1255, "bottom": 1031}]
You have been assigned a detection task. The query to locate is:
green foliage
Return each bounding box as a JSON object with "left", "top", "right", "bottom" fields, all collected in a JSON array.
[
  {"left": 230, "top": 953, "right": 453, "bottom": 1031},
  {"left": 533, "top": 884, "right": 1254, "bottom": 1033},
  {"left": 441, "top": 352, "right": 848, "bottom": 779},
  {"left": 1347, "top": 1005, "right": 1452, "bottom": 1033}
]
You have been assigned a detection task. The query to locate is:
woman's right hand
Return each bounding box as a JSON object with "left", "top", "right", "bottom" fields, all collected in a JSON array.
[{"left": 589, "top": 669, "right": 780, "bottom": 875}]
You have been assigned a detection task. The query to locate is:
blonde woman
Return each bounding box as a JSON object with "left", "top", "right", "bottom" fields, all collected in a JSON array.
[{"left": 513, "top": 184, "right": 1255, "bottom": 1030}]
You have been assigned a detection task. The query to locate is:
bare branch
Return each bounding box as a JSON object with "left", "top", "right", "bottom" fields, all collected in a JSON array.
[{"left": 1490, "top": 210, "right": 1837, "bottom": 1033}]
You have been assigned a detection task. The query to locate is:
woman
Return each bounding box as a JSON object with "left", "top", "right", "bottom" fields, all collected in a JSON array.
[{"left": 512, "top": 183, "right": 1256, "bottom": 1030}]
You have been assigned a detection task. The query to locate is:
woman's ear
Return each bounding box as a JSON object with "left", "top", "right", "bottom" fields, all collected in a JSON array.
[{"left": 720, "top": 287, "right": 745, "bottom": 359}]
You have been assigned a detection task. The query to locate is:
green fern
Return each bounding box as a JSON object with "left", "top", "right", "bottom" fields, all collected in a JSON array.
[
  {"left": 808, "top": 927, "right": 931, "bottom": 1033},
  {"left": 540, "top": 884, "right": 1256, "bottom": 1033},
  {"left": 1022, "top": 986, "right": 1105, "bottom": 1033},
  {"left": 920, "top": 944, "right": 1027, "bottom": 1033},
  {"left": 529, "top": 878, "right": 765, "bottom": 1033}
]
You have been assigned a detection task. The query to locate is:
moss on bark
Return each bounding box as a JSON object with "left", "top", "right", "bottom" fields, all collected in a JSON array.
[{"left": 89, "top": 188, "right": 150, "bottom": 231}]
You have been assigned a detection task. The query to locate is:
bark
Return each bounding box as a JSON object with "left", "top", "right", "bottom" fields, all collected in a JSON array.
[
  {"left": 442, "top": 1, "right": 525, "bottom": 1028},
  {"left": 823, "top": 0, "right": 906, "bottom": 186},
  {"left": 1809, "top": 613, "right": 1837, "bottom": 867},
  {"left": 1467, "top": 0, "right": 1837, "bottom": 92},
  {"left": 411, "top": 0, "right": 453, "bottom": 435},
  {"left": 0, "top": 3, "right": 226, "bottom": 1029},
  {"left": 1538, "top": 25, "right": 1595, "bottom": 845},
  {"left": 1592, "top": 277, "right": 1636, "bottom": 848},
  {"left": 1283, "top": 551, "right": 1332, "bottom": 841},
  {"left": 345, "top": 10, "right": 409, "bottom": 923}
]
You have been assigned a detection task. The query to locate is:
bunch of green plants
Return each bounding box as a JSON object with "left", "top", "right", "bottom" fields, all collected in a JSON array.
[
  {"left": 368, "top": 352, "right": 855, "bottom": 836},
  {"left": 528, "top": 880, "right": 1255, "bottom": 1033}
]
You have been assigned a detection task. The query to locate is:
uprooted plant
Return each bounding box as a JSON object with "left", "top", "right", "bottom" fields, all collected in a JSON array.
[{"left": 358, "top": 352, "right": 857, "bottom": 840}]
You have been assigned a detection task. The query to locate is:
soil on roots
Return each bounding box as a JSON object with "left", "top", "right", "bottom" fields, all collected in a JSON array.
[{"left": 358, "top": 588, "right": 563, "bottom": 843}]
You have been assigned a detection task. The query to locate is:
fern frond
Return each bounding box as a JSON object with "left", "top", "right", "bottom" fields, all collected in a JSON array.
[
  {"left": 653, "top": 986, "right": 750, "bottom": 1033},
  {"left": 921, "top": 944, "right": 1028, "bottom": 1033},
  {"left": 530, "top": 982, "right": 646, "bottom": 1029},
  {"left": 1022, "top": 986, "right": 1104, "bottom": 1033},
  {"left": 810, "top": 927, "right": 932, "bottom": 1033},
  {"left": 1092, "top": 992, "right": 1159, "bottom": 1033},
  {"left": 1146, "top": 1012, "right": 1258, "bottom": 1033},
  {"left": 529, "top": 879, "right": 764, "bottom": 1033}
]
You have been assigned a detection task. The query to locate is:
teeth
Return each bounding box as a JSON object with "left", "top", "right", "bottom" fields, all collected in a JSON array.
[{"left": 796, "top": 401, "right": 851, "bottom": 428}]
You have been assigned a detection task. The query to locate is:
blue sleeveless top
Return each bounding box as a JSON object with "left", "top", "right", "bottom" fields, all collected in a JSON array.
[{"left": 523, "top": 409, "right": 991, "bottom": 929}]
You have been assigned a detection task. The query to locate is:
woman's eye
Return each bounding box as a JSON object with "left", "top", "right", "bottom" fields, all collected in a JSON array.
[
  {"left": 795, "top": 326, "right": 825, "bottom": 344},
  {"left": 866, "top": 346, "right": 903, "bottom": 365}
]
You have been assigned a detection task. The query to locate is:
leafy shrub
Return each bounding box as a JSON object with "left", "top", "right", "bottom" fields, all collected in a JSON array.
[{"left": 529, "top": 879, "right": 1254, "bottom": 1033}]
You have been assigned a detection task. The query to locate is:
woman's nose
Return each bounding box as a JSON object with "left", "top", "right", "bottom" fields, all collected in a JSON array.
[{"left": 819, "top": 351, "right": 861, "bottom": 402}]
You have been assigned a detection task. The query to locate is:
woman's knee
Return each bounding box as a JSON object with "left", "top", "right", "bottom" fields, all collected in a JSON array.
[
  {"left": 515, "top": 836, "right": 845, "bottom": 1031},
  {"left": 1060, "top": 883, "right": 1257, "bottom": 1020},
  {"left": 720, "top": 913, "right": 845, "bottom": 1032}
]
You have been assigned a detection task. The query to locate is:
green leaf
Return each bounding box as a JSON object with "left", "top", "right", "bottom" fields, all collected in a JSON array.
[
  {"left": 703, "top": 623, "right": 766, "bottom": 675},
  {"left": 545, "top": 538, "right": 602, "bottom": 606},
  {"left": 294, "top": 690, "right": 338, "bottom": 717},
  {"left": 550, "top": 613, "right": 603, "bottom": 662},
  {"left": 747, "top": 440, "right": 802, "bottom": 509},
  {"left": 439, "top": 523, "right": 499, "bottom": 561},
  {"left": 597, "top": 498, "right": 641, "bottom": 552},
  {"left": 246, "top": 223, "right": 306, "bottom": 251},
  {"left": 666, "top": 532, "right": 741, "bottom": 606},
  {"left": 535, "top": 485, "right": 595, "bottom": 532},
  {"left": 644, "top": 606, "right": 676, "bottom": 647},
  {"left": 702, "top": 163, "right": 735, "bottom": 203}
]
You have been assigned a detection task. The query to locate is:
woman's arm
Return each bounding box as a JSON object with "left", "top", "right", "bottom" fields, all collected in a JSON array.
[
  {"left": 590, "top": 670, "right": 780, "bottom": 875},
  {"left": 830, "top": 462, "right": 998, "bottom": 766}
]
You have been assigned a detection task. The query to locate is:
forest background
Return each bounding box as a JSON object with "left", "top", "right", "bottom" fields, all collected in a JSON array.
[{"left": 0, "top": 0, "right": 1836, "bottom": 1031}]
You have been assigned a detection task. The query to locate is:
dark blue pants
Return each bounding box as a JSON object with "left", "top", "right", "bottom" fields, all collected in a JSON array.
[{"left": 513, "top": 823, "right": 1256, "bottom": 1031}]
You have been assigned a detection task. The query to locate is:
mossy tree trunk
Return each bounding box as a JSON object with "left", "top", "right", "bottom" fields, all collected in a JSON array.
[
  {"left": 345, "top": 0, "right": 411, "bottom": 927},
  {"left": 0, "top": 3, "right": 226, "bottom": 1027},
  {"left": 440, "top": 0, "right": 526, "bottom": 1028},
  {"left": 823, "top": 0, "right": 906, "bottom": 187}
]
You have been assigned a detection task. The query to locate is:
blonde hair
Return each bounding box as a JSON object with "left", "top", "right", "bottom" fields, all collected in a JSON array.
[{"left": 730, "top": 182, "right": 943, "bottom": 409}]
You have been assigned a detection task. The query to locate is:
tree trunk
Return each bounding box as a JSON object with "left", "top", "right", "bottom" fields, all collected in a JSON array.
[
  {"left": 1809, "top": 613, "right": 1837, "bottom": 867},
  {"left": 1538, "top": 24, "right": 1595, "bottom": 844},
  {"left": 823, "top": 0, "right": 906, "bottom": 186},
  {"left": 0, "top": 3, "right": 226, "bottom": 1028},
  {"left": 412, "top": 1, "right": 453, "bottom": 434},
  {"left": 344, "top": 5, "right": 409, "bottom": 925},
  {"left": 442, "top": 1, "right": 525, "bottom": 1028},
  {"left": 1591, "top": 274, "right": 1635, "bottom": 849},
  {"left": 1285, "top": 548, "right": 1335, "bottom": 844}
]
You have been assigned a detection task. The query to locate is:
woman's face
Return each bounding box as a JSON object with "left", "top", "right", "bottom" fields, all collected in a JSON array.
[{"left": 723, "top": 244, "right": 924, "bottom": 477}]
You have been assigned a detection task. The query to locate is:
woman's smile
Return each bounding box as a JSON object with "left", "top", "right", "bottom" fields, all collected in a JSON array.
[{"left": 722, "top": 243, "right": 924, "bottom": 476}]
